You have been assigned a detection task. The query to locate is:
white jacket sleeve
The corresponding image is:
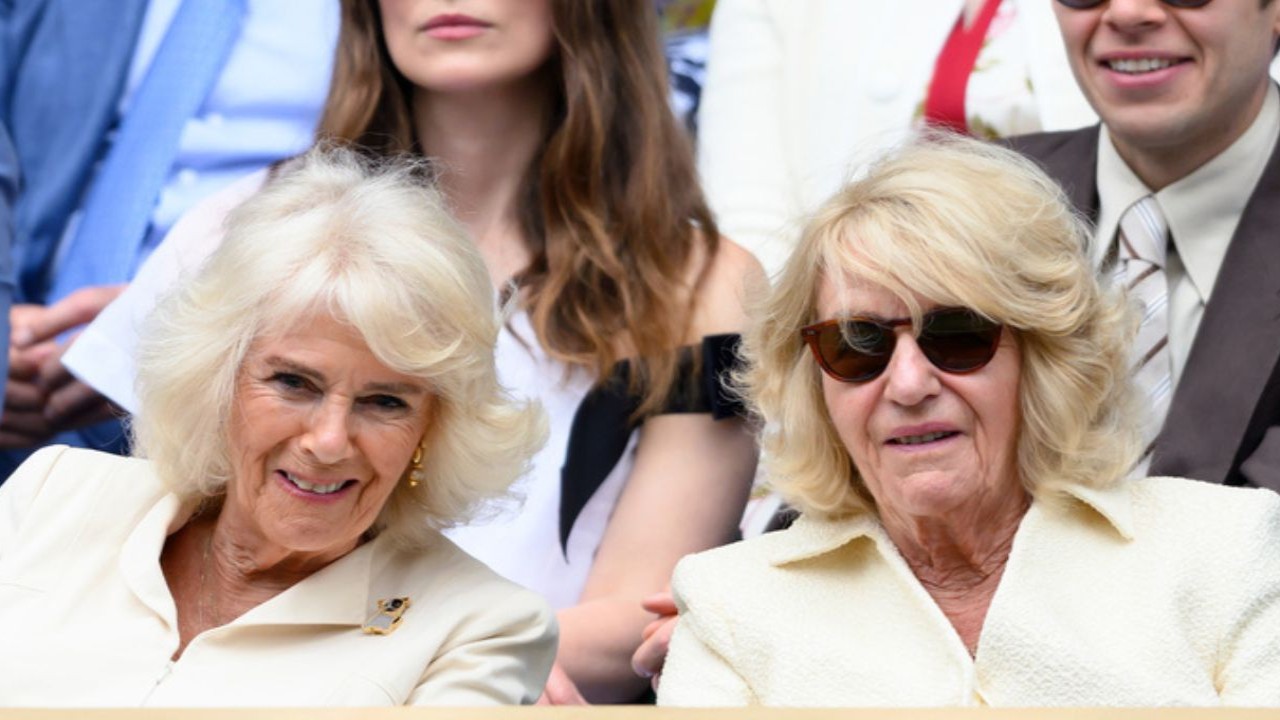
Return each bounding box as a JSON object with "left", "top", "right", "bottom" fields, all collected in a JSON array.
[
  {"left": 656, "top": 559, "right": 755, "bottom": 706},
  {"left": 407, "top": 587, "right": 558, "bottom": 706}
]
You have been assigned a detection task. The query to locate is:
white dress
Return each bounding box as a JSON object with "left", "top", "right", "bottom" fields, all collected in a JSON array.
[{"left": 445, "top": 311, "right": 638, "bottom": 609}]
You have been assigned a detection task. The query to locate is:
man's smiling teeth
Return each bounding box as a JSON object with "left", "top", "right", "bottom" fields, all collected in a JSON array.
[
  {"left": 1108, "top": 58, "right": 1176, "bottom": 74},
  {"left": 890, "top": 431, "right": 954, "bottom": 446},
  {"left": 285, "top": 472, "right": 347, "bottom": 494}
]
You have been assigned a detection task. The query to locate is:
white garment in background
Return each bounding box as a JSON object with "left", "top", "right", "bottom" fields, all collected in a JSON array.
[{"left": 696, "top": 0, "right": 1095, "bottom": 275}]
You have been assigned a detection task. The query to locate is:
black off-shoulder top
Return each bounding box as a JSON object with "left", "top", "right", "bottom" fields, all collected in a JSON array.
[{"left": 558, "top": 333, "right": 745, "bottom": 549}]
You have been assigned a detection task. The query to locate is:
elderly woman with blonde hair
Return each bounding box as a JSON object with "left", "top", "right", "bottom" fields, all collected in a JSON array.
[
  {"left": 0, "top": 147, "right": 555, "bottom": 706},
  {"left": 656, "top": 136, "right": 1280, "bottom": 706}
]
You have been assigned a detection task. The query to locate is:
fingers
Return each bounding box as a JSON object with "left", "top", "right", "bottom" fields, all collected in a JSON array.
[
  {"left": 632, "top": 615, "right": 678, "bottom": 683},
  {"left": 0, "top": 379, "right": 113, "bottom": 447},
  {"left": 2, "top": 342, "right": 59, "bottom": 448},
  {"left": 4, "top": 377, "right": 46, "bottom": 412},
  {"left": 11, "top": 285, "right": 125, "bottom": 347},
  {"left": 44, "top": 380, "right": 114, "bottom": 429},
  {"left": 0, "top": 405, "right": 54, "bottom": 449},
  {"left": 640, "top": 591, "right": 678, "bottom": 616},
  {"left": 36, "top": 337, "right": 79, "bottom": 393},
  {"left": 537, "top": 662, "right": 588, "bottom": 705},
  {"left": 640, "top": 616, "right": 666, "bottom": 642},
  {"left": 1, "top": 335, "right": 114, "bottom": 444},
  {"left": 9, "top": 304, "right": 48, "bottom": 340},
  {"left": 634, "top": 590, "right": 679, "bottom": 683},
  {"left": 35, "top": 342, "right": 114, "bottom": 428},
  {"left": 10, "top": 340, "right": 58, "bottom": 380}
]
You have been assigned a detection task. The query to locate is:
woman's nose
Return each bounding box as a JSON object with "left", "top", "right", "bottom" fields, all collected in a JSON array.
[
  {"left": 881, "top": 332, "right": 942, "bottom": 407},
  {"left": 301, "top": 397, "right": 355, "bottom": 464}
]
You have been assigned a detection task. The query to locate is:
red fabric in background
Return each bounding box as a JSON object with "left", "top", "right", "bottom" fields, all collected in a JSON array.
[{"left": 924, "top": 0, "right": 1003, "bottom": 134}]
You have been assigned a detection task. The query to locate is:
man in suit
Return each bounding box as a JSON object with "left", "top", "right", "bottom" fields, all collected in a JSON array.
[
  {"left": 0, "top": 0, "right": 336, "bottom": 473},
  {"left": 1009, "top": 0, "right": 1280, "bottom": 489}
]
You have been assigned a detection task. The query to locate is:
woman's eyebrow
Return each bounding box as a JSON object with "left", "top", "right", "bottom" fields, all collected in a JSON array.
[
  {"left": 262, "top": 356, "right": 426, "bottom": 395},
  {"left": 363, "top": 381, "right": 428, "bottom": 396},
  {"left": 262, "top": 356, "right": 324, "bottom": 382}
]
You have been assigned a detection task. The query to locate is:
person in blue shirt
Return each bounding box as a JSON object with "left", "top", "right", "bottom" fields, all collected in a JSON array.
[{"left": 0, "top": 0, "right": 338, "bottom": 475}]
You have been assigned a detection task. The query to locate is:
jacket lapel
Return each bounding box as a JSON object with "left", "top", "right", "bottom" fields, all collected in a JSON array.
[
  {"left": 1152, "top": 124, "right": 1280, "bottom": 484},
  {"left": 1008, "top": 126, "right": 1102, "bottom": 225}
]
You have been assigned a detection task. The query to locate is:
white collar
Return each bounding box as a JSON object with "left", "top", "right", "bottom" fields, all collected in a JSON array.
[{"left": 767, "top": 481, "right": 1135, "bottom": 568}]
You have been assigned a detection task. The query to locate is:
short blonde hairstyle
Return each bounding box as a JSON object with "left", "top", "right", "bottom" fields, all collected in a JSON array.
[
  {"left": 132, "top": 145, "right": 547, "bottom": 548},
  {"left": 743, "top": 134, "right": 1142, "bottom": 519}
]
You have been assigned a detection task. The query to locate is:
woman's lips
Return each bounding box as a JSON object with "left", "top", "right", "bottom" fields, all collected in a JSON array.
[
  {"left": 275, "top": 469, "right": 356, "bottom": 502},
  {"left": 885, "top": 424, "right": 961, "bottom": 450},
  {"left": 423, "top": 13, "right": 491, "bottom": 40}
]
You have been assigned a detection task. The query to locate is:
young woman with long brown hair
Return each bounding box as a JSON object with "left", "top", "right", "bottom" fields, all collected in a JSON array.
[{"left": 70, "top": 0, "right": 762, "bottom": 704}]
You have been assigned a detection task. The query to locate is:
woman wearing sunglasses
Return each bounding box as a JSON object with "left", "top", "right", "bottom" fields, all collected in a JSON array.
[{"left": 656, "top": 135, "right": 1280, "bottom": 706}]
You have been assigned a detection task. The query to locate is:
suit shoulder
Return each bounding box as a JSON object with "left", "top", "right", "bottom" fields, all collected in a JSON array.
[{"left": 1003, "top": 127, "right": 1099, "bottom": 165}]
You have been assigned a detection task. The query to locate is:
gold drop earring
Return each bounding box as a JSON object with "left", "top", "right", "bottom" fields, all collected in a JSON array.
[{"left": 408, "top": 444, "right": 425, "bottom": 488}]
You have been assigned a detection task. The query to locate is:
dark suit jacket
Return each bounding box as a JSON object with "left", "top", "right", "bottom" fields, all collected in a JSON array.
[{"left": 1008, "top": 127, "right": 1280, "bottom": 491}]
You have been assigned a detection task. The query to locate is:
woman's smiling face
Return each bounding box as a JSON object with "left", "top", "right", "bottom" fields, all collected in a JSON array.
[{"left": 221, "top": 314, "right": 433, "bottom": 560}]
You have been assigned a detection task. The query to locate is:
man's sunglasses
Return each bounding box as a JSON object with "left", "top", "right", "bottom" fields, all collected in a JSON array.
[
  {"left": 799, "top": 308, "right": 1003, "bottom": 383},
  {"left": 1055, "top": 0, "right": 1211, "bottom": 8}
]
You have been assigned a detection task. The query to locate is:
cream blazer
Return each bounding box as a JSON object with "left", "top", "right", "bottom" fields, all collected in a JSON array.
[
  {"left": 658, "top": 477, "right": 1280, "bottom": 706},
  {"left": 0, "top": 446, "right": 558, "bottom": 707}
]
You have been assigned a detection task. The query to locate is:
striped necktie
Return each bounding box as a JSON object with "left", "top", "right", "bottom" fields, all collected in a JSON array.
[{"left": 1118, "top": 195, "right": 1173, "bottom": 475}]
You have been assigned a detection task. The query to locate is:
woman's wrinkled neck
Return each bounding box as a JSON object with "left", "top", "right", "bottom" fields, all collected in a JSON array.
[
  {"left": 880, "top": 483, "right": 1030, "bottom": 595},
  {"left": 878, "top": 484, "right": 1029, "bottom": 655},
  {"left": 208, "top": 497, "right": 356, "bottom": 593}
]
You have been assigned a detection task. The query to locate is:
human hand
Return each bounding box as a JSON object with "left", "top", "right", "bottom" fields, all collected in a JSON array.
[
  {"left": 0, "top": 286, "right": 125, "bottom": 447},
  {"left": 36, "top": 339, "right": 117, "bottom": 429},
  {"left": 632, "top": 591, "right": 679, "bottom": 689},
  {"left": 536, "top": 661, "right": 588, "bottom": 705},
  {"left": 1, "top": 321, "right": 59, "bottom": 447},
  {"left": 10, "top": 285, "right": 126, "bottom": 348}
]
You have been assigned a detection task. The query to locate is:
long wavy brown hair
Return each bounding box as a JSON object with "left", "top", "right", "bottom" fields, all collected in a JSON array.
[{"left": 319, "top": 0, "right": 719, "bottom": 414}]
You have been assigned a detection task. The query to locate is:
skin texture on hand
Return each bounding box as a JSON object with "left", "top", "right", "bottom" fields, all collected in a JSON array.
[
  {"left": 632, "top": 591, "right": 678, "bottom": 689},
  {"left": 536, "top": 661, "right": 587, "bottom": 705},
  {"left": 0, "top": 285, "right": 125, "bottom": 448}
]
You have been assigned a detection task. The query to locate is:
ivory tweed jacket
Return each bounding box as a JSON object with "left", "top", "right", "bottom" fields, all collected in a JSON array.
[{"left": 659, "top": 477, "right": 1280, "bottom": 706}]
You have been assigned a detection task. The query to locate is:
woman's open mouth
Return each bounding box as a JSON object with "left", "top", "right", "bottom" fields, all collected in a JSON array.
[{"left": 278, "top": 470, "right": 356, "bottom": 496}]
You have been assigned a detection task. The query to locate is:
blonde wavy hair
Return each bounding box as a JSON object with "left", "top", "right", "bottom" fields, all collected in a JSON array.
[
  {"left": 132, "top": 146, "right": 547, "bottom": 548},
  {"left": 742, "top": 134, "right": 1142, "bottom": 519}
]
